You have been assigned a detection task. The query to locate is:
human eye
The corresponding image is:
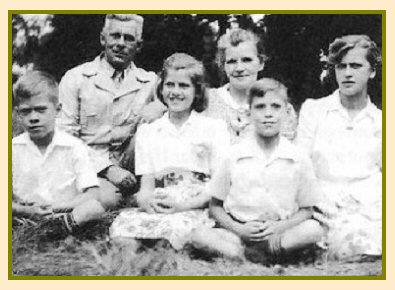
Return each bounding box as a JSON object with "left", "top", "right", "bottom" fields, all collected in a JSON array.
[
  {"left": 226, "top": 58, "right": 237, "bottom": 65},
  {"left": 350, "top": 63, "right": 363, "bottom": 69},
  {"left": 110, "top": 33, "right": 121, "bottom": 40},
  {"left": 164, "top": 81, "right": 175, "bottom": 88},
  {"left": 272, "top": 103, "right": 282, "bottom": 110},
  {"left": 335, "top": 63, "right": 347, "bottom": 70},
  {"left": 179, "top": 82, "right": 191, "bottom": 89},
  {"left": 124, "top": 34, "right": 136, "bottom": 43},
  {"left": 241, "top": 57, "right": 253, "bottom": 63},
  {"left": 18, "top": 108, "right": 31, "bottom": 116},
  {"left": 35, "top": 106, "right": 48, "bottom": 113},
  {"left": 253, "top": 103, "right": 265, "bottom": 110}
]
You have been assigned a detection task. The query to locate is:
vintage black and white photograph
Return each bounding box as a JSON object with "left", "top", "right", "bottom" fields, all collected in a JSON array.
[{"left": 11, "top": 13, "right": 383, "bottom": 277}]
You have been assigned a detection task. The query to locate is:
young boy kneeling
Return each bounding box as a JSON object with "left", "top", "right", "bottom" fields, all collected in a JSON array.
[
  {"left": 12, "top": 71, "right": 105, "bottom": 239},
  {"left": 193, "top": 78, "right": 326, "bottom": 263}
]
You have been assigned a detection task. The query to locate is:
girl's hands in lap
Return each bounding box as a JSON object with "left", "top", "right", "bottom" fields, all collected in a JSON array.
[{"left": 151, "top": 192, "right": 184, "bottom": 214}]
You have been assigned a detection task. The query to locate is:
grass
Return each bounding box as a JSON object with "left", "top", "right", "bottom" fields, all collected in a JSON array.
[{"left": 11, "top": 211, "right": 382, "bottom": 277}]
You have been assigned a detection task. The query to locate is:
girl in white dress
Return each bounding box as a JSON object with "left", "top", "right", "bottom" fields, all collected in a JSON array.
[
  {"left": 297, "top": 35, "right": 382, "bottom": 260},
  {"left": 110, "top": 53, "right": 229, "bottom": 250}
]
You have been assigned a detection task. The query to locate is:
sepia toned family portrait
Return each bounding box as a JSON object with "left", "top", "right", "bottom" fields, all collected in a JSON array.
[{"left": 10, "top": 12, "right": 383, "bottom": 277}]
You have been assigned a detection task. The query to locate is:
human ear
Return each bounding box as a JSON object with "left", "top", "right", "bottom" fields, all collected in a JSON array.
[
  {"left": 369, "top": 68, "right": 376, "bottom": 79},
  {"left": 258, "top": 57, "right": 265, "bottom": 72},
  {"left": 56, "top": 103, "right": 62, "bottom": 114},
  {"left": 135, "top": 40, "right": 143, "bottom": 54},
  {"left": 100, "top": 32, "right": 106, "bottom": 47}
]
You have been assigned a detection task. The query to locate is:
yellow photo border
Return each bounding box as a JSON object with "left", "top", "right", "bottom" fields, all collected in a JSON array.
[{"left": 8, "top": 10, "right": 386, "bottom": 280}]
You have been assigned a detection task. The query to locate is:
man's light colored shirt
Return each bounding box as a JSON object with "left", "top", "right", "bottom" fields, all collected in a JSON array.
[
  {"left": 12, "top": 130, "right": 99, "bottom": 205},
  {"left": 210, "top": 136, "right": 320, "bottom": 222}
]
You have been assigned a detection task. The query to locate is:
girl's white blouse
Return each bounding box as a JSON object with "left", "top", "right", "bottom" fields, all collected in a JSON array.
[{"left": 135, "top": 111, "right": 230, "bottom": 176}]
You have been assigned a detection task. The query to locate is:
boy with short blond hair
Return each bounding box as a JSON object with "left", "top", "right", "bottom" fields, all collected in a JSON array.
[
  {"left": 193, "top": 78, "right": 325, "bottom": 263},
  {"left": 12, "top": 71, "right": 105, "bottom": 238}
]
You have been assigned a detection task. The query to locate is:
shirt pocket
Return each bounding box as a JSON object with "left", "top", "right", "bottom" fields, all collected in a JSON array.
[{"left": 80, "top": 89, "right": 111, "bottom": 129}]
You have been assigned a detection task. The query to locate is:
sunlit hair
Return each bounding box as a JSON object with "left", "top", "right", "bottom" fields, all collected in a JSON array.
[
  {"left": 157, "top": 53, "right": 207, "bottom": 113},
  {"left": 102, "top": 14, "right": 144, "bottom": 40},
  {"left": 216, "top": 28, "right": 267, "bottom": 73},
  {"left": 13, "top": 71, "right": 59, "bottom": 107},
  {"left": 328, "top": 34, "right": 381, "bottom": 69},
  {"left": 248, "top": 78, "right": 288, "bottom": 107}
]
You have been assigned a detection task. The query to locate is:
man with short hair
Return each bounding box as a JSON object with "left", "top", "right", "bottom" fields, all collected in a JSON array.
[{"left": 58, "top": 14, "right": 165, "bottom": 207}]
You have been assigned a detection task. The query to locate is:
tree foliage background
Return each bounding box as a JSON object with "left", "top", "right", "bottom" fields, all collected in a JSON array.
[{"left": 12, "top": 13, "right": 382, "bottom": 110}]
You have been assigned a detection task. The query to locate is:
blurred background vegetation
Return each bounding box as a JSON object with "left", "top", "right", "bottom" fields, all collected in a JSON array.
[{"left": 12, "top": 13, "right": 382, "bottom": 110}]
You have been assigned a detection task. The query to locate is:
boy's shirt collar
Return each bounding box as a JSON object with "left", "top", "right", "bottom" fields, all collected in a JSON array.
[
  {"left": 13, "top": 129, "right": 74, "bottom": 158},
  {"left": 235, "top": 135, "right": 298, "bottom": 164}
]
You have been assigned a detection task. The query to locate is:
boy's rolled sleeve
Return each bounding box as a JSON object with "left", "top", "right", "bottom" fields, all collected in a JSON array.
[
  {"left": 296, "top": 155, "right": 322, "bottom": 208},
  {"left": 207, "top": 158, "right": 231, "bottom": 201},
  {"left": 72, "top": 140, "right": 100, "bottom": 193}
]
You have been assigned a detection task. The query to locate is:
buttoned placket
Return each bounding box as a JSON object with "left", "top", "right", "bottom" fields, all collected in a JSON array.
[
  {"left": 334, "top": 95, "right": 374, "bottom": 131},
  {"left": 26, "top": 137, "right": 57, "bottom": 202},
  {"left": 108, "top": 70, "right": 142, "bottom": 158}
]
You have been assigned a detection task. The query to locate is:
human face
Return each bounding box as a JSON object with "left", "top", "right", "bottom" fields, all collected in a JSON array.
[
  {"left": 335, "top": 47, "right": 376, "bottom": 98},
  {"left": 249, "top": 91, "right": 287, "bottom": 138},
  {"left": 162, "top": 70, "right": 195, "bottom": 115},
  {"left": 224, "top": 41, "right": 264, "bottom": 91},
  {"left": 100, "top": 20, "right": 141, "bottom": 69},
  {"left": 17, "top": 94, "right": 60, "bottom": 146}
]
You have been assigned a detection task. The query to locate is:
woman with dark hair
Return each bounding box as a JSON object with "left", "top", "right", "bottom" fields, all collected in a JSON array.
[{"left": 297, "top": 35, "right": 382, "bottom": 260}]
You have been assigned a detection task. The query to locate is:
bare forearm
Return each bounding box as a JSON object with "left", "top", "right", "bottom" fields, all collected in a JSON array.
[
  {"left": 210, "top": 200, "right": 243, "bottom": 235},
  {"left": 281, "top": 207, "right": 313, "bottom": 230},
  {"left": 182, "top": 191, "right": 211, "bottom": 210}
]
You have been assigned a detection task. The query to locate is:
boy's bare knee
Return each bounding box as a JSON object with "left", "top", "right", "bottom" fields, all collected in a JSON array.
[
  {"left": 216, "top": 228, "right": 242, "bottom": 246},
  {"left": 301, "top": 219, "right": 326, "bottom": 242},
  {"left": 72, "top": 199, "right": 105, "bottom": 225},
  {"left": 191, "top": 227, "right": 243, "bottom": 259},
  {"left": 99, "top": 178, "right": 122, "bottom": 209},
  {"left": 190, "top": 226, "right": 213, "bottom": 246}
]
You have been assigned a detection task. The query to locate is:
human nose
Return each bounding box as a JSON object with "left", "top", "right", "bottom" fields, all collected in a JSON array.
[
  {"left": 344, "top": 65, "right": 353, "bottom": 76},
  {"left": 234, "top": 60, "right": 245, "bottom": 72},
  {"left": 169, "top": 85, "right": 181, "bottom": 96},
  {"left": 115, "top": 35, "right": 126, "bottom": 46},
  {"left": 264, "top": 107, "right": 273, "bottom": 117},
  {"left": 28, "top": 111, "right": 40, "bottom": 123}
]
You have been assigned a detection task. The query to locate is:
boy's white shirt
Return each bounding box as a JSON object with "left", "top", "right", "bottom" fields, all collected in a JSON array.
[
  {"left": 12, "top": 129, "right": 99, "bottom": 205},
  {"left": 209, "top": 135, "right": 320, "bottom": 222}
]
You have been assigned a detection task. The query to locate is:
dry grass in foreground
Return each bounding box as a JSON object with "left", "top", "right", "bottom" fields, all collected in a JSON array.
[{"left": 12, "top": 212, "right": 382, "bottom": 277}]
